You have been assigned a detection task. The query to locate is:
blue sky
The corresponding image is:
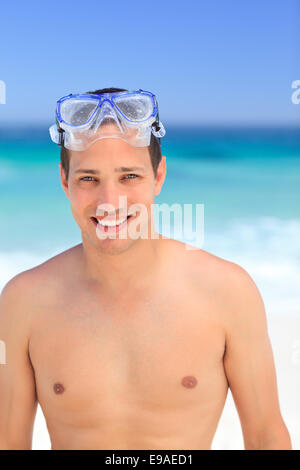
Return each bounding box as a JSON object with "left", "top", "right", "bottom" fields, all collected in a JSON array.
[{"left": 0, "top": 0, "right": 299, "bottom": 126}]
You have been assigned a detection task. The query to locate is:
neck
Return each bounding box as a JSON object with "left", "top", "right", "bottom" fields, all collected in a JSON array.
[{"left": 79, "top": 232, "right": 162, "bottom": 294}]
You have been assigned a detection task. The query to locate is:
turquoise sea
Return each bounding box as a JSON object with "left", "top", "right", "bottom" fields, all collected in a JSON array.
[{"left": 1, "top": 125, "right": 300, "bottom": 316}]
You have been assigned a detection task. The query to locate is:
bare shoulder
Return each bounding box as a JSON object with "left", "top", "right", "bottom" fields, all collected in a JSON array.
[
  {"left": 166, "top": 238, "right": 265, "bottom": 322},
  {"left": 187, "top": 242, "right": 267, "bottom": 332},
  {"left": 165, "top": 238, "right": 243, "bottom": 283},
  {"left": 0, "top": 244, "right": 83, "bottom": 312}
]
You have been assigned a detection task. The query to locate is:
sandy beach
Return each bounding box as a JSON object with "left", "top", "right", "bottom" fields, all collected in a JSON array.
[{"left": 31, "top": 312, "right": 300, "bottom": 450}]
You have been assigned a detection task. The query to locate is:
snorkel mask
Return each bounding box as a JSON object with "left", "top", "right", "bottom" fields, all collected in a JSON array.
[{"left": 49, "top": 88, "right": 166, "bottom": 151}]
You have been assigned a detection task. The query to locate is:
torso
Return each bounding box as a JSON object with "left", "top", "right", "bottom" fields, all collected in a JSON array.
[{"left": 28, "top": 240, "right": 229, "bottom": 450}]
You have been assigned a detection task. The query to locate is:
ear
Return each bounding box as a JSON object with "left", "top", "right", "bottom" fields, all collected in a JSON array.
[
  {"left": 59, "top": 162, "right": 70, "bottom": 199},
  {"left": 154, "top": 155, "right": 167, "bottom": 196}
]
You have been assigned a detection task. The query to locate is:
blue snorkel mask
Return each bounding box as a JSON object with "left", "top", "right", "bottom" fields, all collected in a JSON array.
[{"left": 49, "top": 89, "right": 166, "bottom": 151}]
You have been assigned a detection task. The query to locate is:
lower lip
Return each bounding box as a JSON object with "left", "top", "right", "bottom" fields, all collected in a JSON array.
[{"left": 91, "top": 215, "right": 133, "bottom": 234}]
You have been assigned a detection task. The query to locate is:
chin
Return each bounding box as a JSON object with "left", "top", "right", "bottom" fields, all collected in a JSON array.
[
  {"left": 83, "top": 229, "right": 138, "bottom": 256},
  {"left": 96, "top": 238, "right": 138, "bottom": 256}
]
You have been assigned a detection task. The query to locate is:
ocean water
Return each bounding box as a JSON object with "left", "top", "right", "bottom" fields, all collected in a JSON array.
[{"left": 0, "top": 125, "right": 300, "bottom": 316}]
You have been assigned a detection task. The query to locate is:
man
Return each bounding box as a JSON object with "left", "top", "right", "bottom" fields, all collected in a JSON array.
[{"left": 0, "top": 87, "right": 291, "bottom": 450}]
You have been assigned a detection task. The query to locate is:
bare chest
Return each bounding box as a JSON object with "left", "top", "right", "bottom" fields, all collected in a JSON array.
[{"left": 29, "top": 283, "right": 227, "bottom": 428}]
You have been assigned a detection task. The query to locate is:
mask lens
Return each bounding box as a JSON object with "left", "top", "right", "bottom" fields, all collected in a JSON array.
[
  {"left": 113, "top": 94, "right": 153, "bottom": 121},
  {"left": 60, "top": 98, "right": 98, "bottom": 126}
]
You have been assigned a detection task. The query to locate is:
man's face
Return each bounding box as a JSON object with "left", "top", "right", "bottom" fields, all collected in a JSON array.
[{"left": 60, "top": 133, "right": 166, "bottom": 255}]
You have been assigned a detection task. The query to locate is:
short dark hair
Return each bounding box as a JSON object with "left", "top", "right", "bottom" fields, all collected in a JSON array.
[{"left": 60, "top": 87, "right": 162, "bottom": 179}]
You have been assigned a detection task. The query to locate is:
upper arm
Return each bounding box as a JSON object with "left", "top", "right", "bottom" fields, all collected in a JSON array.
[
  {"left": 222, "top": 263, "right": 291, "bottom": 449},
  {"left": 0, "top": 275, "right": 37, "bottom": 449}
]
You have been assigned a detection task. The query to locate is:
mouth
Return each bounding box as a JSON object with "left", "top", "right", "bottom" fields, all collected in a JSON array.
[{"left": 90, "top": 214, "right": 134, "bottom": 233}]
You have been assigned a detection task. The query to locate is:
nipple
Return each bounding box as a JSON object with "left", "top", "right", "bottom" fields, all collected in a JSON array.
[
  {"left": 181, "top": 376, "right": 198, "bottom": 389},
  {"left": 53, "top": 383, "right": 65, "bottom": 394}
]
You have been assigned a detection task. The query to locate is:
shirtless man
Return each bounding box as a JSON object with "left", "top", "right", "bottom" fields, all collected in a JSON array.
[{"left": 0, "top": 88, "right": 291, "bottom": 450}]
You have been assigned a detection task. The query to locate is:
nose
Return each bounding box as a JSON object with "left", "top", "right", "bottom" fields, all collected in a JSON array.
[{"left": 95, "top": 180, "right": 127, "bottom": 217}]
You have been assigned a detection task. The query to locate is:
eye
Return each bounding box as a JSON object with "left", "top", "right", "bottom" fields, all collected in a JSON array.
[
  {"left": 123, "top": 173, "right": 139, "bottom": 180},
  {"left": 80, "top": 176, "right": 96, "bottom": 182}
]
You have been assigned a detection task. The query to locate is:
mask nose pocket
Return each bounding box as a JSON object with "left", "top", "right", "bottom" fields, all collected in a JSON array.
[{"left": 92, "top": 99, "right": 124, "bottom": 135}]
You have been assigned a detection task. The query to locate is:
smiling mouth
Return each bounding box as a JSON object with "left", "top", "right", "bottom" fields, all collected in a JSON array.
[{"left": 90, "top": 214, "right": 133, "bottom": 228}]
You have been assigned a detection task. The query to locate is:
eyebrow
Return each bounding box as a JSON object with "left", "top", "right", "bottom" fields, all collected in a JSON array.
[{"left": 75, "top": 166, "right": 146, "bottom": 174}]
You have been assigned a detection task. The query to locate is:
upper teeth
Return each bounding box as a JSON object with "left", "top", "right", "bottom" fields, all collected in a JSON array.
[{"left": 98, "top": 215, "right": 129, "bottom": 227}]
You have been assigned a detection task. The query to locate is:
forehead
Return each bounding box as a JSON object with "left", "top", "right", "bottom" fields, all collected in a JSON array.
[{"left": 69, "top": 136, "right": 151, "bottom": 171}]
